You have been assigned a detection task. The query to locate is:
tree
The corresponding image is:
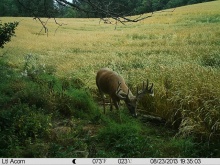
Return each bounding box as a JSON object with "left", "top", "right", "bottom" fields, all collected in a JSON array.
[
  {"left": 10, "top": 0, "right": 213, "bottom": 34},
  {"left": 14, "top": 0, "right": 156, "bottom": 33},
  {"left": 0, "top": 0, "right": 18, "bottom": 16},
  {"left": 16, "top": 0, "right": 56, "bottom": 17},
  {"left": 17, "top": 0, "right": 153, "bottom": 22},
  {"left": 0, "top": 0, "right": 214, "bottom": 18},
  {"left": 0, "top": 21, "right": 19, "bottom": 48}
]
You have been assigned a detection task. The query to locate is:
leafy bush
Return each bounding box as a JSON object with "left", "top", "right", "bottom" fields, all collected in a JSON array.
[
  {"left": 18, "top": 54, "right": 100, "bottom": 119},
  {"left": 0, "top": 21, "right": 18, "bottom": 48},
  {"left": 0, "top": 104, "right": 52, "bottom": 157},
  {"left": 0, "top": 58, "right": 100, "bottom": 157}
]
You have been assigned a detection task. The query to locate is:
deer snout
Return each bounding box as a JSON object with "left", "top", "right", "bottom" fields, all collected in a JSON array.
[
  {"left": 126, "top": 102, "right": 137, "bottom": 117},
  {"left": 132, "top": 113, "right": 138, "bottom": 118},
  {"left": 150, "top": 92, "right": 154, "bottom": 97}
]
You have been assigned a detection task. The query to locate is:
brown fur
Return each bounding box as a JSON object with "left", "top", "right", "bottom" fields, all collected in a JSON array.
[{"left": 96, "top": 68, "right": 136, "bottom": 116}]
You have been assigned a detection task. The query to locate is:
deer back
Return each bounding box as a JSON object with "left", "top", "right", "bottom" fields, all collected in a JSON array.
[{"left": 96, "top": 68, "right": 130, "bottom": 101}]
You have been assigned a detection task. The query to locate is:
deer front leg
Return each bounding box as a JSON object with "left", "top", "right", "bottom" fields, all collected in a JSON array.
[
  {"left": 112, "top": 100, "right": 120, "bottom": 110},
  {"left": 110, "top": 98, "right": 113, "bottom": 111},
  {"left": 112, "top": 100, "right": 122, "bottom": 122},
  {"left": 110, "top": 98, "right": 118, "bottom": 111}
]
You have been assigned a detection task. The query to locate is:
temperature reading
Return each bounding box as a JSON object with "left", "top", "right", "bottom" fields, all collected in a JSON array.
[
  {"left": 92, "top": 159, "right": 107, "bottom": 164},
  {"left": 118, "top": 159, "right": 132, "bottom": 164}
]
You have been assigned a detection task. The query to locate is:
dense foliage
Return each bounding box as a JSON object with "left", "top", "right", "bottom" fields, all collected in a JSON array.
[
  {"left": 0, "top": 0, "right": 214, "bottom": 18},
  {"left": 0, "top": 0, "right": 55, "bottom": 17},
  {"left": 0, "top": 56, "right": 100, "bottom": 157},
  {"left": 0, "top": 21, "right": 18, "bottom": 48}
]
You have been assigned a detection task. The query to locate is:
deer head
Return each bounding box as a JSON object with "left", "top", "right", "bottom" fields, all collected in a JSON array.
[{"left": 116, "top": 80, "right": 154, "bottom": 117}]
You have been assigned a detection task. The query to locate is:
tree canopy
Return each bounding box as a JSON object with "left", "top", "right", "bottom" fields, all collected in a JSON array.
[{"left": 0, "top": 0, "right": 213, "bottom": 18}]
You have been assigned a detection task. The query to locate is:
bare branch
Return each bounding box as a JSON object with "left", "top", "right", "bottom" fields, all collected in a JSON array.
[
  {"left": 16, "top": 0, "right": 175, "bottom": 33},
  {"left": 35, "top": 17, "right": 49, "bottom": 36},
  {"left": 53, "top": 18, "right": 67, "bottom": 36}
]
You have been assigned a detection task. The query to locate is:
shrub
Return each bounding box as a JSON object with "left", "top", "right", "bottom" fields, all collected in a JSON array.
[
  {"left": 0, "top": 104, "right": 52, "bottom": 157},
  {"left": 0, "top": 58, "right": 100, "bottom": 157},
  {"left": 0, "top": 21, "right": 18, "bottom": 48}
]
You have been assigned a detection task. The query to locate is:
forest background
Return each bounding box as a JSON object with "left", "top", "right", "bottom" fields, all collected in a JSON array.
[{"left": 0, "top": 0, "right": 213, "bottom": 18}]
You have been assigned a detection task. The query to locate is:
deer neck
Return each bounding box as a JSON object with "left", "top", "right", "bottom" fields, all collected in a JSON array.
[{"left": 125, "top": 89, "right": 136, "bottom": 101}]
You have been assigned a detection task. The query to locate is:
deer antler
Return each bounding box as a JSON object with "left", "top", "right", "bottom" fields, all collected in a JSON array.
[
  {"left": 136, "top": 79, "right": 154, "bottom": 99},
  {"left": 116, "top": 81, "right": 129, "bottom": 100}
]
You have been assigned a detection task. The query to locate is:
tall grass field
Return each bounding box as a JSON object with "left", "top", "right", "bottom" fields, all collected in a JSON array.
[{"left": 0, "top": 0, "right": 220, "bottom": 157}]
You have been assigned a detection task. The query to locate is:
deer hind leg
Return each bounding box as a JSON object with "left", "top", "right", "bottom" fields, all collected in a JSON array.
[
  {"left": 102, "top": 94, "right": 106, "bottom": 114},
  {"left": 110, "top": 98, "right": 113, "bottom": 111},
  {"left": 98, "top": 90, "right": 106, "bottom": 114}
]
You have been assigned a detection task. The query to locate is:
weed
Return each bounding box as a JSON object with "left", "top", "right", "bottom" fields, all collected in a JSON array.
[{"left": 201, "top": 53, "right": 220, "bottom": 68}]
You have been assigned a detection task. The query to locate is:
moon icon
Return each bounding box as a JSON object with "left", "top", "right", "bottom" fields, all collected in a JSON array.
[{"left": 72, "top": 159, "right": 76, "bottom": 164}]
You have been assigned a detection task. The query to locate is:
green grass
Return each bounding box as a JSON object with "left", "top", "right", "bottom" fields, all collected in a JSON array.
[
  {"left": 0, "top": 0, "right": 220, "bottom": 158},
  {"left": 1, "top": 58, "right": 218, "bottom": 157},
  {"left": 0, "top": 58, "right": 101, "bottom": 157}
]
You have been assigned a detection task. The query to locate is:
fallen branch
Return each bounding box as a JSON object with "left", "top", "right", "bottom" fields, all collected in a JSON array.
[{"left": 141, "top": 114, "right": 166, "bottom": 124}]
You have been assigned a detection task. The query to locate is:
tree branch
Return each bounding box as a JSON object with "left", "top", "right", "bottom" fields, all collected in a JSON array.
[{"left": 16, "top": 0, "right": 176, "bottom": 33}]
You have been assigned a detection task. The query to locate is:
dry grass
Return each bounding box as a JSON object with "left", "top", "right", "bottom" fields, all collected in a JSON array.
[{"left": 1, "top": 0, "right": 220, "bottom": 139}]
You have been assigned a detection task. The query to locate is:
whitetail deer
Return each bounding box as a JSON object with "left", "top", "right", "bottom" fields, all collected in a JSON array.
[{"left": 96, "top": 68, "right": 154, "bottom": 117}]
